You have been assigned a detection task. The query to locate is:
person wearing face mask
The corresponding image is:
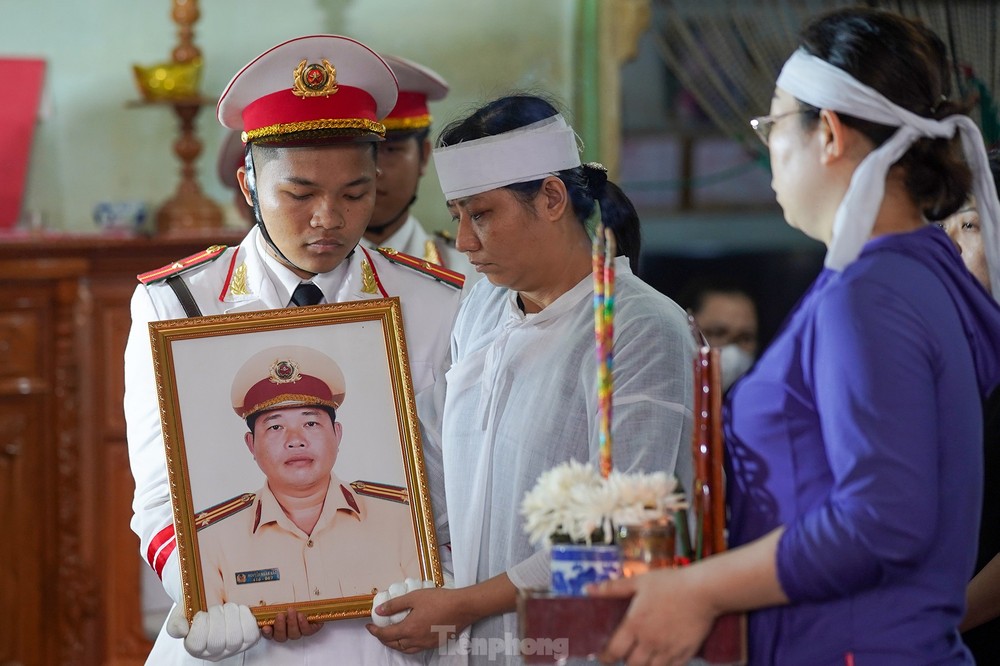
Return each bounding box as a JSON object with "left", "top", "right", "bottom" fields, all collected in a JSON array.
[{"left": 678, "top": 276, "right": 759, "bottom": 391}]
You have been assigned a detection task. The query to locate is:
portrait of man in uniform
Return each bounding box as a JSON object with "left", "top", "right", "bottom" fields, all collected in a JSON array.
[
  {"left": 149, "top": 300, "right": 441, "bottom": 625},
  {"left": 196, "top": 343, "right": 420, "bottom": 609}
]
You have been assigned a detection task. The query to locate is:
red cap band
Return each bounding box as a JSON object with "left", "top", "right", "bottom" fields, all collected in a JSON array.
[
  {"left": 239, "top": 374, "right": 342, "bottom": 419},
  {"left": 386, "top": 91, "right": 429, "bottom": 120},
  {"left": 242, "top": 85, "right": 379, "bottom": 140}
]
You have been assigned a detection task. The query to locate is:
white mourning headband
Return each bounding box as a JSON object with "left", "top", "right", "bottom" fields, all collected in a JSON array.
[
  {"left": 433, "top": 114, "right": 582, "bottom": 200},
  {"left": 777, "top": 49, "right": 1000, "bottom": 297}
]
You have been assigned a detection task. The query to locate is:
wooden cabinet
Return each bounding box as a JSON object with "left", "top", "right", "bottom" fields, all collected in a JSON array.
[{"left": 0, "top": 231, "right": 243, "bottom": 666}]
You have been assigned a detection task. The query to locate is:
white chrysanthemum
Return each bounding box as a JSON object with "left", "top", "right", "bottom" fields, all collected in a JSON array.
[
  {"left": 521, "top": 459, "right": 603, "bottom": 546},
  {"left": 520, "top": 460, "right": 687, "bottom": 548},
  {"left": 567, "top": 481, "right": 619, "bottom": 544}
]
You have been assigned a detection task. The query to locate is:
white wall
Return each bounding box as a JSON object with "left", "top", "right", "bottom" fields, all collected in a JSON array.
[
  {"left": 2, "top": 0, "right": 579, "bottom": 234},
  {"left": 344, "top": 0, "right": 577, "bottom": 232}
]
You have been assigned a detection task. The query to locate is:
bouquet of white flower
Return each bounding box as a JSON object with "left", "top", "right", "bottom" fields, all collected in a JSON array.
[{"left": 520, "top": 459, "right": 687, "bottom": 548}]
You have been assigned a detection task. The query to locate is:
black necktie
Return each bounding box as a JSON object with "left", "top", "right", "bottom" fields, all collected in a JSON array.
[{"left": 289, "top": 282, "right": 324, "bottom": 307}]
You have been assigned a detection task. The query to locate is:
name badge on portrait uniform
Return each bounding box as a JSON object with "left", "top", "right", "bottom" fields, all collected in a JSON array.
[{"left": 235, "top": 568, "right": 280, "bottom": 585}]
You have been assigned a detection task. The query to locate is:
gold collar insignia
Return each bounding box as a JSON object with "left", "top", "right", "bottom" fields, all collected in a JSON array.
[
  {"left": 361, "top": 257, "right": 378, "bottom": 294},
  {"left": 229, "top": 262, "right": 249, "bottom": 296}
]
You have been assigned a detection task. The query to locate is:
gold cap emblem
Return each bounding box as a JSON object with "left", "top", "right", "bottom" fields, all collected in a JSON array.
[
  {"left": 269, "top": 359, "right": 302, "bottom": 384},
  {"left": 292, "top": 59, "right": 338, "bottom": 98}
]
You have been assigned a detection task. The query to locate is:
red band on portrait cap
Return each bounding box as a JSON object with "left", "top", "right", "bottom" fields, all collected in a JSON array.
[
  {"left": 231, "top": 345, "right": 347, "bottom": 421},
  {"left": 239, "top": 374, "right": 343, "bottom": 419}
]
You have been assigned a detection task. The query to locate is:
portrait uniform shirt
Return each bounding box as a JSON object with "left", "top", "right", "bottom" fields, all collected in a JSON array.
[
  {"left": 198, "top": 475, "right": 419, "bottom": 609},
  {"left": 125, "top": 226, "right": 461, "bottom": 665},
  {"left": 441, "top": 257, "right": 695, "bottom": 665}
]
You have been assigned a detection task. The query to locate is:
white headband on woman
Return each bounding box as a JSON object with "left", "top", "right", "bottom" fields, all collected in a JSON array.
[
  {"left": 777, "top": 49, "right": 1000, "bottom": 297},
  {"left": 433, "top": 114, "right": 582, "bottom": 200}
]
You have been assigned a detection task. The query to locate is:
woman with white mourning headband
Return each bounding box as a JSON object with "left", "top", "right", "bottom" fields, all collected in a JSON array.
[
  {"left": 365, "top": 94, "right": 696, "bottom": 664},
  {"left": 590, "top": 8, "right": 1000, "bottom": 665}
]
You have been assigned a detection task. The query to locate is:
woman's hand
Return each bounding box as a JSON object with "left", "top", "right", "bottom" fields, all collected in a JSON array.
[
  {"left": 590, "top": 528, "right": 788, "bottom": 665},
  {"left": 589, "top": 567, "right": 718, "bottom": 666},
  {"left": 367, "top": 572, "right": 518, "bottom": 654},
  {"left": 366, "top": 586, "right": 472, "bottom": 654}
]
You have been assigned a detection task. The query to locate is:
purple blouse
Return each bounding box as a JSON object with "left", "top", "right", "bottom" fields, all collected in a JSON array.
[{"left": 726, "top": 226, "right": 1000, "bottom": 665}]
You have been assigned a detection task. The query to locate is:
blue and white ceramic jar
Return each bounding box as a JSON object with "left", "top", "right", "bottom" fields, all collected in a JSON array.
[{"left": 550, "top": 543, "right": 622, "bottom": 596}]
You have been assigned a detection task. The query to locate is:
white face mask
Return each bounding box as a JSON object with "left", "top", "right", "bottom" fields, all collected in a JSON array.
[{"left": 719, "top": 344, "right": 754, "bottom": 391}]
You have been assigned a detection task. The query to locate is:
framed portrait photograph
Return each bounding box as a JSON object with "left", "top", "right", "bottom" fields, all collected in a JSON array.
[{"left": 149, "top": 297, "right": 442, "bottom": 625}]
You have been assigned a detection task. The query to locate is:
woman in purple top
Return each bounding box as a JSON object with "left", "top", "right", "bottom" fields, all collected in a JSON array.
[{"left": 594, "top": 8, "right": 1000, "bottom": 665}]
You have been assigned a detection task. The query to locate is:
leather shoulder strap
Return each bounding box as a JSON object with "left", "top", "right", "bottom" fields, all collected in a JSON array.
[{"left": 166, "top": 275, "right": 202, "bottom": 317}]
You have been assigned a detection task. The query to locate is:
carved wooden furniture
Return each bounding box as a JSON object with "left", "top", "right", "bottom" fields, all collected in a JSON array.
[{"left": 0, "top": 231, "right": 241, "bottom": 665}]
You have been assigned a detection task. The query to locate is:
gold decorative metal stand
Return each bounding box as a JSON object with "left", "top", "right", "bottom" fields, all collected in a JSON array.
[
  {"left": 156, "top": 95, "right": 222, "bottom": 235},
  {"left": 134, "top": 0, "right": 222, "bottom": 235}
]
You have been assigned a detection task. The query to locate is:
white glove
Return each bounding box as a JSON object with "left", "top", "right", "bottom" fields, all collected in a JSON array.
[
  {"left": 166, "top": 602, "right": 261, "bottom": 661},
  {"left": 370, "top": 578, "right": 436, "bottom": 628}
]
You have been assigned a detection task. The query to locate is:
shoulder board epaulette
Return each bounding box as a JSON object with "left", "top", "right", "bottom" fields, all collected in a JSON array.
[
  {"left": 434, "top": 230, "right": 457, "bottom": 247},
  {"left": 138, "top": 244, "right": 229, "bottom": 285},
  {"left": 377, "top": 247, "right": 464, "bottom": 289},
  {"left": 193, "top": 492, "right": 256, "bottom": 531},
  {"left": 350, "top": 480, "right": 410, "bottom": 505}
]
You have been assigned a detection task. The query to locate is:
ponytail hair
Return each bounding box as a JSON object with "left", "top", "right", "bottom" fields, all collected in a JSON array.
[
  {"left": 436, "top": 94, "right": 642, "bottom": 271},
  {"left": 799, "top": 8, "right": 973, "bottom": 220},
  {"left": 580, "top": 162, "right": 641, "bottom": 272}
]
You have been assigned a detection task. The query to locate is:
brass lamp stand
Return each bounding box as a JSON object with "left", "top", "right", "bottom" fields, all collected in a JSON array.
[{"left": 135, "top": 0, "right": 223, "bottom": 235}]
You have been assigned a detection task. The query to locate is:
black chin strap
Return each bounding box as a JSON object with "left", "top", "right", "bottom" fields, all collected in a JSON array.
[
  {"left": 245, "top": 145, "right": 317, "bottom": 277},
  {"left": 366, "top": 194, "right": 417, "bottom": 237}
]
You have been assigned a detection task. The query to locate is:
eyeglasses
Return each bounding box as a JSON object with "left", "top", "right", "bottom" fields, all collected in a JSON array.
[{"left": 749, "top": 110, "right": 810, "bottom": 146}]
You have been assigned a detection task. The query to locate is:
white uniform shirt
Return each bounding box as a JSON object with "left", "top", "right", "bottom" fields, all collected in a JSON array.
[
  {"left": 441, "top": 258, "right": 695, "bottom": 664},
  {"left": 361, "top": 214, "right": 479, "bottom": 285},
  {"left": 125, "top": 226, "right": 461, "bottom": 665}
]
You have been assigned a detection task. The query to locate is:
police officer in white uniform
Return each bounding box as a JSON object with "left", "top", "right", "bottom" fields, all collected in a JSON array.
[
  {"left": 124, "top": 34, "right": 461, "bottom": 665},
  {"left": 360, "top": 54, "right": 478, "bottom": 283}
]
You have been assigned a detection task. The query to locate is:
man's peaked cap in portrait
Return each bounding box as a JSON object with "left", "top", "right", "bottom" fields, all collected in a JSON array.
[{"left": 231, "top": 345, "right": 346, "bottom": 421}]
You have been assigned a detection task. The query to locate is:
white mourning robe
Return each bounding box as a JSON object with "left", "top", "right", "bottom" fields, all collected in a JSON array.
[{"left": 441, "top": 257, "right": 695, "bottom": 664}]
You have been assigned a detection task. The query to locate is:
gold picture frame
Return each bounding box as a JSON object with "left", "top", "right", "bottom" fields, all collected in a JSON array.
[{"left": 149, "top": 297, "right": 441, "bottom": 626}]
